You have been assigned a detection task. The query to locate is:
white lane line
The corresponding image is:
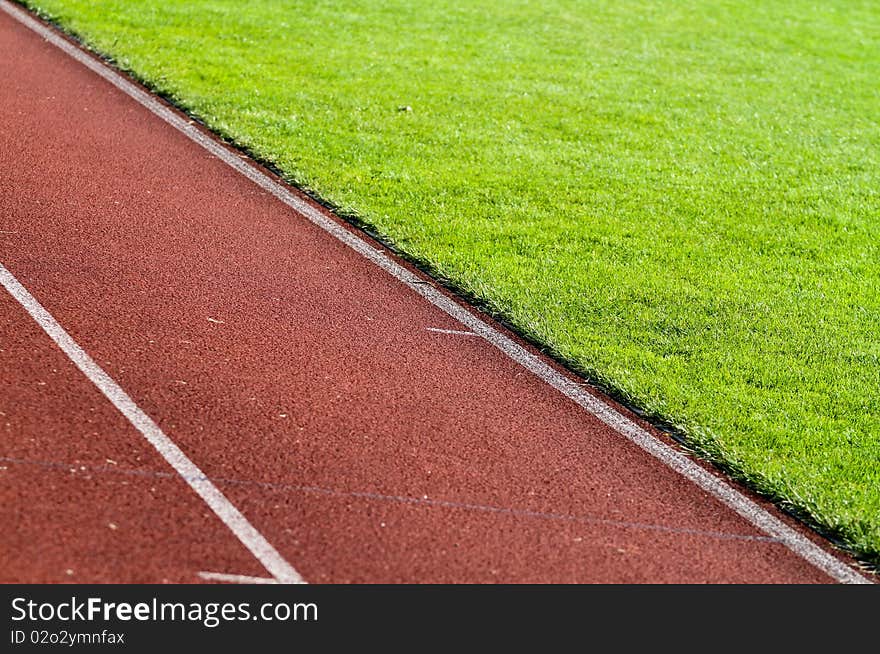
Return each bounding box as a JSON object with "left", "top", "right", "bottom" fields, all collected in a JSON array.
[
  {"left": 198, "top": 571, "right": 278, "bottom": 585},
  {"left": 0, "top": 263, "right": 304, "bottom": 585},
  {"left": 1, "top": 0, "right": 869, "bottom": 585},
  {"left": 426, "top": 327, "right": 478, "bottom": 337}
]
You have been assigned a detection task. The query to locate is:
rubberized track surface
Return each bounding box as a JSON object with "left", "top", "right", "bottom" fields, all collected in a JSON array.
[{"left": 0, "top": 3, "right": 871, "bottom": 584}]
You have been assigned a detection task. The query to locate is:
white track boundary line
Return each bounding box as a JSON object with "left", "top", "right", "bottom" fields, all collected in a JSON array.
[
  {"left": 1, "top": 0, "right": 870, "bottom": 584},
  {"left": 0, "top": 263, "right": 304, "bottom": 585}
]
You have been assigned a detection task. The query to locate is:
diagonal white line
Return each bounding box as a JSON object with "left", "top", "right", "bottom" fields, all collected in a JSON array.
[
  {"left": 0, "top": 263, "right": 304, "bottom": 584},
  {"left": 0, "top": 0, "right": 870, "bottom": 584}
]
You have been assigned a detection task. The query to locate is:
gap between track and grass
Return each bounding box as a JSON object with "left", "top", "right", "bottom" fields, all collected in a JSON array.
[{"left": 0, "top": 0, "right": 871, "bottom": 585}]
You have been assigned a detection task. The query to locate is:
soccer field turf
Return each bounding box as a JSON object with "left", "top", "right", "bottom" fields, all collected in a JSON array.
[{"left": 17, "top": 0, "right": 880, "bottom": 568}]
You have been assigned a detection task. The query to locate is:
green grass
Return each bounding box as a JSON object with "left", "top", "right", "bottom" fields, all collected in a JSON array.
[{"left": 18, "top": 0, "right": 880, "bottom": 569}]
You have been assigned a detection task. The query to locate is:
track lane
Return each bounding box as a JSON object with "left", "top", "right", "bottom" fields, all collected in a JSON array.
[
  {"left": 0, "top": 292, "right": 276, "bottom": 583},
  {"left": 0, "top": 4, "right": 868, "bottom": 583}
]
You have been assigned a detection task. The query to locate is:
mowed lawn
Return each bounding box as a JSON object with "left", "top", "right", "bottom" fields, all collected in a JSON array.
[{"left": 19, "top": 0, "right": 880, "bottom": 568}]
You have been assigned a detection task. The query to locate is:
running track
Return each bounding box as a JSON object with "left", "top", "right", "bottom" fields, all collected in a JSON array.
[{"left": 0, "top": 2, "right": 871, "bottom": 584}]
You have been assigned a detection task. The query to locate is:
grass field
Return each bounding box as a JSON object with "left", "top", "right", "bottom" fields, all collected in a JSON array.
[{"left": 17, "top": 0, "right": 880, "bottom": 569}]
